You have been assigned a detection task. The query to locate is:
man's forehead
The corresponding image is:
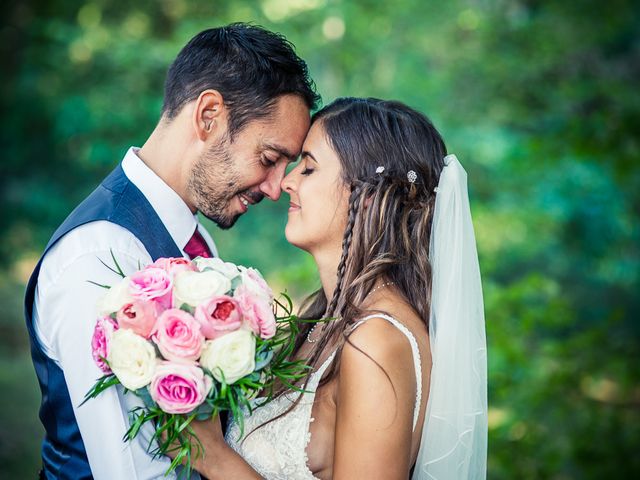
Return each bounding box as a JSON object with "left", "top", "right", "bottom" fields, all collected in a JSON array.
[{"left": 253, "top": 97, "right": 310, "bottom": 158}]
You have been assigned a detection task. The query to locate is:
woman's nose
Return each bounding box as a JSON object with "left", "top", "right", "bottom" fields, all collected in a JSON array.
[{"left": 281, "top": 167, "right": 298, "bottom": 194}]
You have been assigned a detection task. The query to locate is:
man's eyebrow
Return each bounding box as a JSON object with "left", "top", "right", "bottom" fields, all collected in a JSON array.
[
  {"left": 264, "top": 143, "right": 298, "bottom": 162},
  {"left": 301, "top": 151, "right": 318, "bottom": 164}
]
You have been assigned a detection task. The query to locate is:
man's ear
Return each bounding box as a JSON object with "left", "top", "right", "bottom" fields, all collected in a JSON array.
[{"left": 193, "top": 89, "right": 226, "bottom": 141}]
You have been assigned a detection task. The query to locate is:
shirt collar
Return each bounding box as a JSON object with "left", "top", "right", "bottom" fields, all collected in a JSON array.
[{"left": 121, "top": 147, "right": 197, "bottom": 251}]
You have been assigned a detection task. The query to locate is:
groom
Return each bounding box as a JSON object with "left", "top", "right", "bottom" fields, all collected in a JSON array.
[{"left": 25, "top": 24, "right": 318, "bottom": 479}]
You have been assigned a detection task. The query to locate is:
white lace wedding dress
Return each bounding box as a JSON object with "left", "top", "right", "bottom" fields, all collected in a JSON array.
[{"left": 225, "top": 313, "right": 423, "bottom": 479}]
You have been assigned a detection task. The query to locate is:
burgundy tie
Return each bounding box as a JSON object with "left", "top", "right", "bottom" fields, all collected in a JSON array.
[{"left": 184, "top": 228, "right": 213, "bottom": 259}]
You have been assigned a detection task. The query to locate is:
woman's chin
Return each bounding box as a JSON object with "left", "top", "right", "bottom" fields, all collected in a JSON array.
[{"left": 284, "top": 227, "right": 310, "bottom": 252}]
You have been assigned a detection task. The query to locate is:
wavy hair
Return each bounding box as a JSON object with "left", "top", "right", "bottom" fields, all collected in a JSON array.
[
  {"left": 246, "top": 98, "right": 447, "bottom": 440},
  {"left": 293, "top": 97, "right": 447, "bottom": 386}
]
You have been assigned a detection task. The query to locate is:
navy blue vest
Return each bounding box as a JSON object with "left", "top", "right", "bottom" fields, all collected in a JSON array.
[{"left": 25, "top": 164, "right": 182, "bottom": 479}]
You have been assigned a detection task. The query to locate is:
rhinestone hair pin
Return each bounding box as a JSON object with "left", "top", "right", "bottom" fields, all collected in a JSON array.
[
  {"left": 375, "top": 166, "right": 385, "bottom": 174},
  {"left": 407, "top": 170, "right": 418, "bottom": 183}
]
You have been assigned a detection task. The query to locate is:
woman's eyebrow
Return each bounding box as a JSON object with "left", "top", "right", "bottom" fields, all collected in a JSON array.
[{"left": 301, "top": 151, "right": 318, "bottom": 164}]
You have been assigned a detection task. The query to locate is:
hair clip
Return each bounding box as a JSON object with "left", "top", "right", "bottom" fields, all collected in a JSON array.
[
  {"left": 434, "top": 186, "right": 439, "bottom": 193},
  {"left": 375, "top": 166, "right": 385, "bottom": 174},
  {"left": 407, "top": 170, "right": 417, "bottom": 183}
]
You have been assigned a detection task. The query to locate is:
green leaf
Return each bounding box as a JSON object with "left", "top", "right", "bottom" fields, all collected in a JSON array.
[
  {"left": 80, "top": 374, "right": 120, "bottom": 406},
  {"left": 179, "top": 303, "right": 195, "bottom": 314},
  {"left": 110, "top": 248, "right": 126, "bottom": 278},
  {"left": 135, "top": 386, "right": 156, "bottom": 409},
  {"left": 86, "top": 280, "right": 111, "bottom": 289}
]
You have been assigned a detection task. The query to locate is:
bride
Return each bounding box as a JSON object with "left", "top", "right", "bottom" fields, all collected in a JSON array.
[{"left": 174, "top": 97, "right": 487, "bottom": 479}]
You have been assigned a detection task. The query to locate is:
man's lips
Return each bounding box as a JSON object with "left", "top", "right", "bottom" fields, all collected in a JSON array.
[
  {"left": 238, "top": 192, "right": 264, "bottom": 211},
  {"left": 248, "top": 190, "right": 264, "bottom": 203}
]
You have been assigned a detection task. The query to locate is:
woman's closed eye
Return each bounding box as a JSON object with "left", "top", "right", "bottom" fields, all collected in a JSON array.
[{"left": 301, "top": 167, "right": 314, "bottom": 176}]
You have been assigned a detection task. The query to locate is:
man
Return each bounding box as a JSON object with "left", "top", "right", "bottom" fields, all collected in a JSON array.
[{"left": 25, "top": 23, "right": 319, "bottom": 479}]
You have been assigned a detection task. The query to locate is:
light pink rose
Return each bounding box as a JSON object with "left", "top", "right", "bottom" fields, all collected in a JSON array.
[
  {"left": 194, "top": 295, "right": 242, "bottom": 339},
  {"left": 152, "top": 309, "right": 204, "bottom": 362},
  {"left": 148, "top": 257, "right": 196, "bottom": 277},
  {"left": 149, "top": 361, "right": 212, "bottom": 414},
  {"left": 116, "top": 300, "right": 159, "bottom": 338},
  {"left": 234, "top": 285, "right": 276, "bottom": 339},
  {"left": 239, "top": 266, "right": 274, "bottom": 303},
  {"left": 91, "top": 316, "right": 118, "bottom": 374},
  {"left": 130, "top": 267, "right": 173, "bottom": 308}
]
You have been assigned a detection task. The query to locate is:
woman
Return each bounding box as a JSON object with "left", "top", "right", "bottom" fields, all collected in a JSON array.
[{"left": 179, "top": 98, "right": 487, "bottom": 479}]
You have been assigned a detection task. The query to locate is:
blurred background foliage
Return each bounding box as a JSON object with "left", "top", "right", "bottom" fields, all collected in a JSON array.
[{"left": 1, "top": 0, "right": 638, "bottom": 478}]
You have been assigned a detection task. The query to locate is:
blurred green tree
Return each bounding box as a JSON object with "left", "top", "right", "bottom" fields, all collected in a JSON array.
[{"left": 1, "top": 0, "right": 638, "bottom": 478}]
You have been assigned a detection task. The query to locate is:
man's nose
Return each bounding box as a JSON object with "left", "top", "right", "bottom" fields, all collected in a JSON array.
[{"left": 260, "top": 166, "right": 287, "bottom": 201}]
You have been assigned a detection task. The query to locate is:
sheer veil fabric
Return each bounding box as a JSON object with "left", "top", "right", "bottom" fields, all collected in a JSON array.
[{"left": 412, "top": 154, "right": 488, "bottom": 479}]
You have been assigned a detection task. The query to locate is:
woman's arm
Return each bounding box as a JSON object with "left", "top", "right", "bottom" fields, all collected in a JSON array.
[{"left": 332, "top": 317, "right": 418, "bottom": 479}]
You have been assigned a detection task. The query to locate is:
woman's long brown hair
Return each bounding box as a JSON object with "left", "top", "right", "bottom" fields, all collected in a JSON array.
[
  {"left": 249, "top": 97, "right": 446, "bottom": 436},
  {"left": 294, "top": 98, "right": 446, "bottom": 384}
]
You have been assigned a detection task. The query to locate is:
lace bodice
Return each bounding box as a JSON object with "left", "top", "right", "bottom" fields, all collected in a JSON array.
[{"left": 225, "top": 314, "right": 422, "bottom": 479}]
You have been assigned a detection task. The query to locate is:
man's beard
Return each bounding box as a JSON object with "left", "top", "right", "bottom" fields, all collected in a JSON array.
[{"left": 188, "top": 137, "right": 246, "bottom": 230}]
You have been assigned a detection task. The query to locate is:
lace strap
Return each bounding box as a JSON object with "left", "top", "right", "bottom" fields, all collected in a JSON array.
[{"left": 352, "top": 314, "right": 423, "bottom": 431}]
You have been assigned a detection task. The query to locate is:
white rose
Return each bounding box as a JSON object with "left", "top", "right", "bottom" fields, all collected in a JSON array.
[
  {"left": 238, "top": 266, "right": 273, "bottom": 303},
  {"left": 108, "top": 329, "right": 157, "bottom": 390},
  {"left": 173, "top": 270, "right": 231, "bottom": 307},
  {"left": 199, "top": 330, "right": 256, "bottom": 384},
  {"left": 194, "top": 257, "right": 240, "bottom": 280},
  {"left": 97, "top": 276, "right": 133, "bottom": 316}
]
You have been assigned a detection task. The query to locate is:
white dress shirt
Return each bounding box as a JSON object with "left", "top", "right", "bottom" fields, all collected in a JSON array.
[{"left": 33, "top": 148, "right": 215, "bottom": 479}]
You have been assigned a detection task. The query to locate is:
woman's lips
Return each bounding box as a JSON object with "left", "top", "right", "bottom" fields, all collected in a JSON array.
[{"left": 288, "top": 201, "right": 301, "bottom": 212}]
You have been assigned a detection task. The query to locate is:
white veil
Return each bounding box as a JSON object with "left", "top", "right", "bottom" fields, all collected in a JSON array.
[{"left": 412, "top": 154, "right": 488, "bottom": 479}]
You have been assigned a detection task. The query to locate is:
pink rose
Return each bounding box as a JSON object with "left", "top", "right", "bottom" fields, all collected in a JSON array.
[
  {"left": 149, "top": 257, "right": 196, "bottom": 277},
  {"left": 234, "top": 285, "right": 276, "bottom": 339},
  {"left": 194, "top": 296, "right": 242, "bottom": 339},
  {"left": 149, "top": 361, "right": 212, "bottom": 414},
  {"left": 239, "top": 266, "right": 273, "bottom": 303},
  {"left": 130, "top": 267, "right": 173, "bottom": 308},
  {"left": 116, "top": 300, "right": 159, "bottom": 338},
  {"left": 152, "top": 309, "right": 204, "bottom": 362},
  {"left": 91, "top": 316, "right": 118, "bottom": 374}
]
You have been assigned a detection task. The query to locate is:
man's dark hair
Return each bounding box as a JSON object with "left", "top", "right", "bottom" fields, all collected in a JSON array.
[{"left": 162, "top": 23, "right": 320, "bottom": 137}]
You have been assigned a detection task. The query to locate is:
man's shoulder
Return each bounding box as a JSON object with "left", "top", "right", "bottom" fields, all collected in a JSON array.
[{"left": 40, "top": 220, "right": 150, "bottom": 281}]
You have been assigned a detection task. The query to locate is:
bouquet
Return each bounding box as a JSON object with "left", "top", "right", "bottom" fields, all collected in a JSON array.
[{"left": 84, "top": 254, "right": 310, "bottom": 475}]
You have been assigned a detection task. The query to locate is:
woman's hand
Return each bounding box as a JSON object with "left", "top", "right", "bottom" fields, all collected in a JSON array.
[
  {"left": 190, "top": 415, "right": 226, "bottom": 469},
  {"left": 163, "top": 414, "right": 224, "bottom": 478},
  {"left": 164, "top": 414, "right": 263, "bottom": 479}
]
